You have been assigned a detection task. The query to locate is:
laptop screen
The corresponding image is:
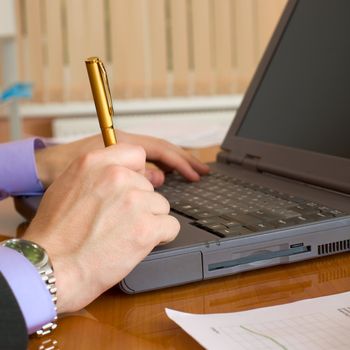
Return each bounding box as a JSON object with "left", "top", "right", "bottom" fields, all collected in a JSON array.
[{"left": 237, "top": 0, "right": 350, "bottom": 160}]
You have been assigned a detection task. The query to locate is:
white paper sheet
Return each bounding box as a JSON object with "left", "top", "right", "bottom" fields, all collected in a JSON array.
[
  {"left": 51, "top": 111, "right": 235, "bottom": 148},
  {"left": 166, "top": 291, "right": 350, "bottom": 350}
]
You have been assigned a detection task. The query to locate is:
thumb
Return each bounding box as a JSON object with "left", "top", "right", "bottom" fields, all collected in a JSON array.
[{"left": 97, "top": 143, "right": 146, "bottom": 173}]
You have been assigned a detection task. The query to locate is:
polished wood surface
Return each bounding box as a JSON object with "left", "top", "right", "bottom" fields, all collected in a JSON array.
[{"left": 0, "top": 147, "right": 349, "bottom": 349}]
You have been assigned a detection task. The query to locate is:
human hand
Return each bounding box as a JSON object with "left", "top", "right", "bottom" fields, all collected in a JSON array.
[
  {"left": 35, "top": 131, "right": 209, "bottom": 188},
  {"left": 23, "top": 143, "right": 180, "bottom": 313},
  {"left": 117, "top": 130, "right": 210, "bottom": 186}
]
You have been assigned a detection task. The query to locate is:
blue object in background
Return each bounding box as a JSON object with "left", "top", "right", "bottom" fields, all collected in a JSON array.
[{"left": 0, "top": 83, "right": 32, "bottom": 102}]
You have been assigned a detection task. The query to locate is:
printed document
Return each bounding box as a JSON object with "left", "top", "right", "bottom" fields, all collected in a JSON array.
[{"left": 166, "top": 291, "right": 350, "bottom": 350}]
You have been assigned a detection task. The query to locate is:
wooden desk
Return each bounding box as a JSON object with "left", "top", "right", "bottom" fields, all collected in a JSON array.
[{"left": 0, "top": 147, "right": 349, "bottom": 349}]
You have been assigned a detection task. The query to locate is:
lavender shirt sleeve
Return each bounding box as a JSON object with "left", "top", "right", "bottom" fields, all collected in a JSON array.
[
  {"left": 0, "top": 246, "right": 56, "bottom": 334},
  {"left": 0, "top": 138, "right": 45, "bottom": 200}
]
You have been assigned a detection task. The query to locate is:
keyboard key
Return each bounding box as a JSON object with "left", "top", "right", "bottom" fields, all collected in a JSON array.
[
  {"left": 291, "top": 204, "right": 319, "bottom": 215},
  {"left": 302, "top": 212, "right": 332, "bottom": 222},
  {"left": 225, "top": 220, "right": 243, "bottom": 228},
  {"left": 224, "top": 213, "right": 264, "bottom": 226},
  {"left": 216, "top": 226, "right": 252, "bottom": 237},
  {"left": 329, "top": 209, "right": 346, "bottom": 217},
  {"left": 197, "top": 217, "right": 230, "bottom": 226},
  {"left": 249, "top": 210, "right": 282, "bottom": 224},
  {"left": 272, "top": 209, "right": 301, "bottom": 219},
  {"left": 272, "top": 216, "right": 313, "bottom": 228},
  {"left": 246, "top": 222, "right": 276, "bottom": 232}
]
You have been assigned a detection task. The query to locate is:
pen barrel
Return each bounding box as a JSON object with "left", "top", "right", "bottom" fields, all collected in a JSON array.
[
  {"left": 85, "top": 58, "right": 117, "bottom": 146},
  {"left": 86, "top": 62, "right": 110, "bottom": 127},
  {"left": 101, "top": 127, "right": 118, "bottom": 147}
]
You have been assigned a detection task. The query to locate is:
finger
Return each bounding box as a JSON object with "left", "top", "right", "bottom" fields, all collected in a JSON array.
[
  {"left": 154, "top": 150, "right": 202, "bottom": 181},
  {"left": 154, "top": 214, "right": 180, "bottom": 244},
  {"left": 101, "top": 165, "right": 154, "bottom": 193},
  {"left": 138, "top": 191, "right": 170, "bottom": 215},
  {"left": 79, "top": 143, "right": 147, "bottom": 174},
  {"left": 116, "top": 132, "right": 209, "bottom": 180},
  {"left": 182, "top": 151, "right": 211, "bottom": 175},
  {"left": 104, "top": 143, "right": 147, "bottom": 173},
  {"left": 162, "top": 143, "right": 210, "bottom": 175},
  {"left": 145, "top": 168, "right": 165, "bottom": 188},
  {"left": 144, "top": 141, "right": 210, "bottom": 180}
]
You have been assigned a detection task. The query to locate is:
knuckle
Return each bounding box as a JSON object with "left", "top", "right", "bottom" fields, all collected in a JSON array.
[
  {"left": 132, "top": 216, "right": 154, "bottom": 247},
  {"left": 169, "top": 215, "right": 181, "bottom": 236},
  {"left": 159, "top": 194, "right": 170, "bottom": 213},
  {"left": 124, "top": 189, "right": 140, "bottom": 208},
  {"left": 134, "top": 145, "right": 146, "bottom": 163},
  {"left": 107, "top": 165, "right": 128, "bottom": 185},
  {"left": 74, "top": 151, "right": 99, "bottom": 170},
  {"left": 93, "top": 165, "right": 126, "bottom": 197},
  {"left": 157, "top": 215, "right": 180, "bottom": 245}
]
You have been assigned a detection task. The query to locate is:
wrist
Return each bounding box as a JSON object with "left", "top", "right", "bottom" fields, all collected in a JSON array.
[
  {"left": 23, "top": 225, "right": 98, "bottom": 314},
  {"left": 35, "top": 147, "right": 53, "bottom": 188},
  {"left": 24, "top": 232, "right": 93, "bottom": 314},
  {"left": 50, "top": 254, "right": 86, "bottom": 314}
]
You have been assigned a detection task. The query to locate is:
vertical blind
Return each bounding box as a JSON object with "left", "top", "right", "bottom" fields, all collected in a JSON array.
[{"left": 9, "top": 0, "right": 286, "bottom": 102}]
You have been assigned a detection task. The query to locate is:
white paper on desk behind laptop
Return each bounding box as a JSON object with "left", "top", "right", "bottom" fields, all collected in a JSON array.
[
  {"left": 51, "top": 112, "right": 235, "bottom": 148},
  {"left": 116, "top": 112, "right": 235, "bottom": 148}
]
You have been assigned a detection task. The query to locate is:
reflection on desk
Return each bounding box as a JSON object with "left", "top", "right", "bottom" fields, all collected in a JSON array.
[{"left": 28, "top": 252, "right": 350, "bottom": 350}]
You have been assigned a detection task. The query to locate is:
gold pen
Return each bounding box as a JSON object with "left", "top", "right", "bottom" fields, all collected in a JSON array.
[{"left": 85, "top": 57, "right": 117, "bottom": 146}]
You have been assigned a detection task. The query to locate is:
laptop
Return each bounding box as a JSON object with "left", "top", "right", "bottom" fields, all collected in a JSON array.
[{"left": 15, "top": 0, "right": 350, "bottom": 293}]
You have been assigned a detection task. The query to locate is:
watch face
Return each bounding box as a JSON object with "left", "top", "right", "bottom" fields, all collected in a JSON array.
[{"left": 4, "top": 239, "right": 46, "bottom": 267}]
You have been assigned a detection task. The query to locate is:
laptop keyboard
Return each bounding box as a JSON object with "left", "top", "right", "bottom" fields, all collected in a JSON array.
[{"left": 158, "top": 172, "right": 346, "bottom": 238}]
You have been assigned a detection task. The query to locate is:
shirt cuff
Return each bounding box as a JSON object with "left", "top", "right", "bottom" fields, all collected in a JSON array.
[
  {"left": 0, "top": 246, "right": 56, "bottom": 334},
  {"left": 0, "top": 138, "right": 45, "bottom": 199}
]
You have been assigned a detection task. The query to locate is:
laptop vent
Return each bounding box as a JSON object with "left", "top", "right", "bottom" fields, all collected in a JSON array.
[{"left": 318, "top": 240, "right": 350, "bottom": 256}]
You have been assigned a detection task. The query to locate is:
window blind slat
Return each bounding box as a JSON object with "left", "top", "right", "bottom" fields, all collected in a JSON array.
[
  {"left": 25, "top": 0, "right": 44, "bottom": 101},
  {"left": 170, "top": 0, "right": 189, "bottom": 96},
  {"left": 44, "top": 0, "right": 64, "bottom": 101}
]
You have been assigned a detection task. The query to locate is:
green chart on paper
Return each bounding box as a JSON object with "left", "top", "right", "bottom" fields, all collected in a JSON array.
[
  {"left": 216, "top": 311, "right": 350, "bottom": 350},
  {"left": 239, "top": 325, "right": 288, "bottom": 349}
]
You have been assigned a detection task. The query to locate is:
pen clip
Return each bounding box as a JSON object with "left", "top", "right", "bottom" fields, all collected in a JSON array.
[{"left": 97, "top": 60, "right": 114, "bottom": 117}]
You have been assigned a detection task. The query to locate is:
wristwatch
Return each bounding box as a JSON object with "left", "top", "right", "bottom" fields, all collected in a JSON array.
[{"left": 1, "top": 238, "right": 58, "bottom": 336}]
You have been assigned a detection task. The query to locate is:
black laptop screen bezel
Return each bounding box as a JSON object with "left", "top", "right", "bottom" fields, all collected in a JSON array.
[{"left": 222, "top": 0, "right": 350, "bottom": 194}]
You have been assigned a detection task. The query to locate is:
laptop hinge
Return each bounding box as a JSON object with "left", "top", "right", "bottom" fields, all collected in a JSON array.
[
  {"left": 241, "top": 154, "right": 261, "bottom": 171},
  {"left": 217, "top": 150, "right": 241, "bottom": 166},
  {"left": 217, "top": 151, "right": 261, "bottom": 172}
]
